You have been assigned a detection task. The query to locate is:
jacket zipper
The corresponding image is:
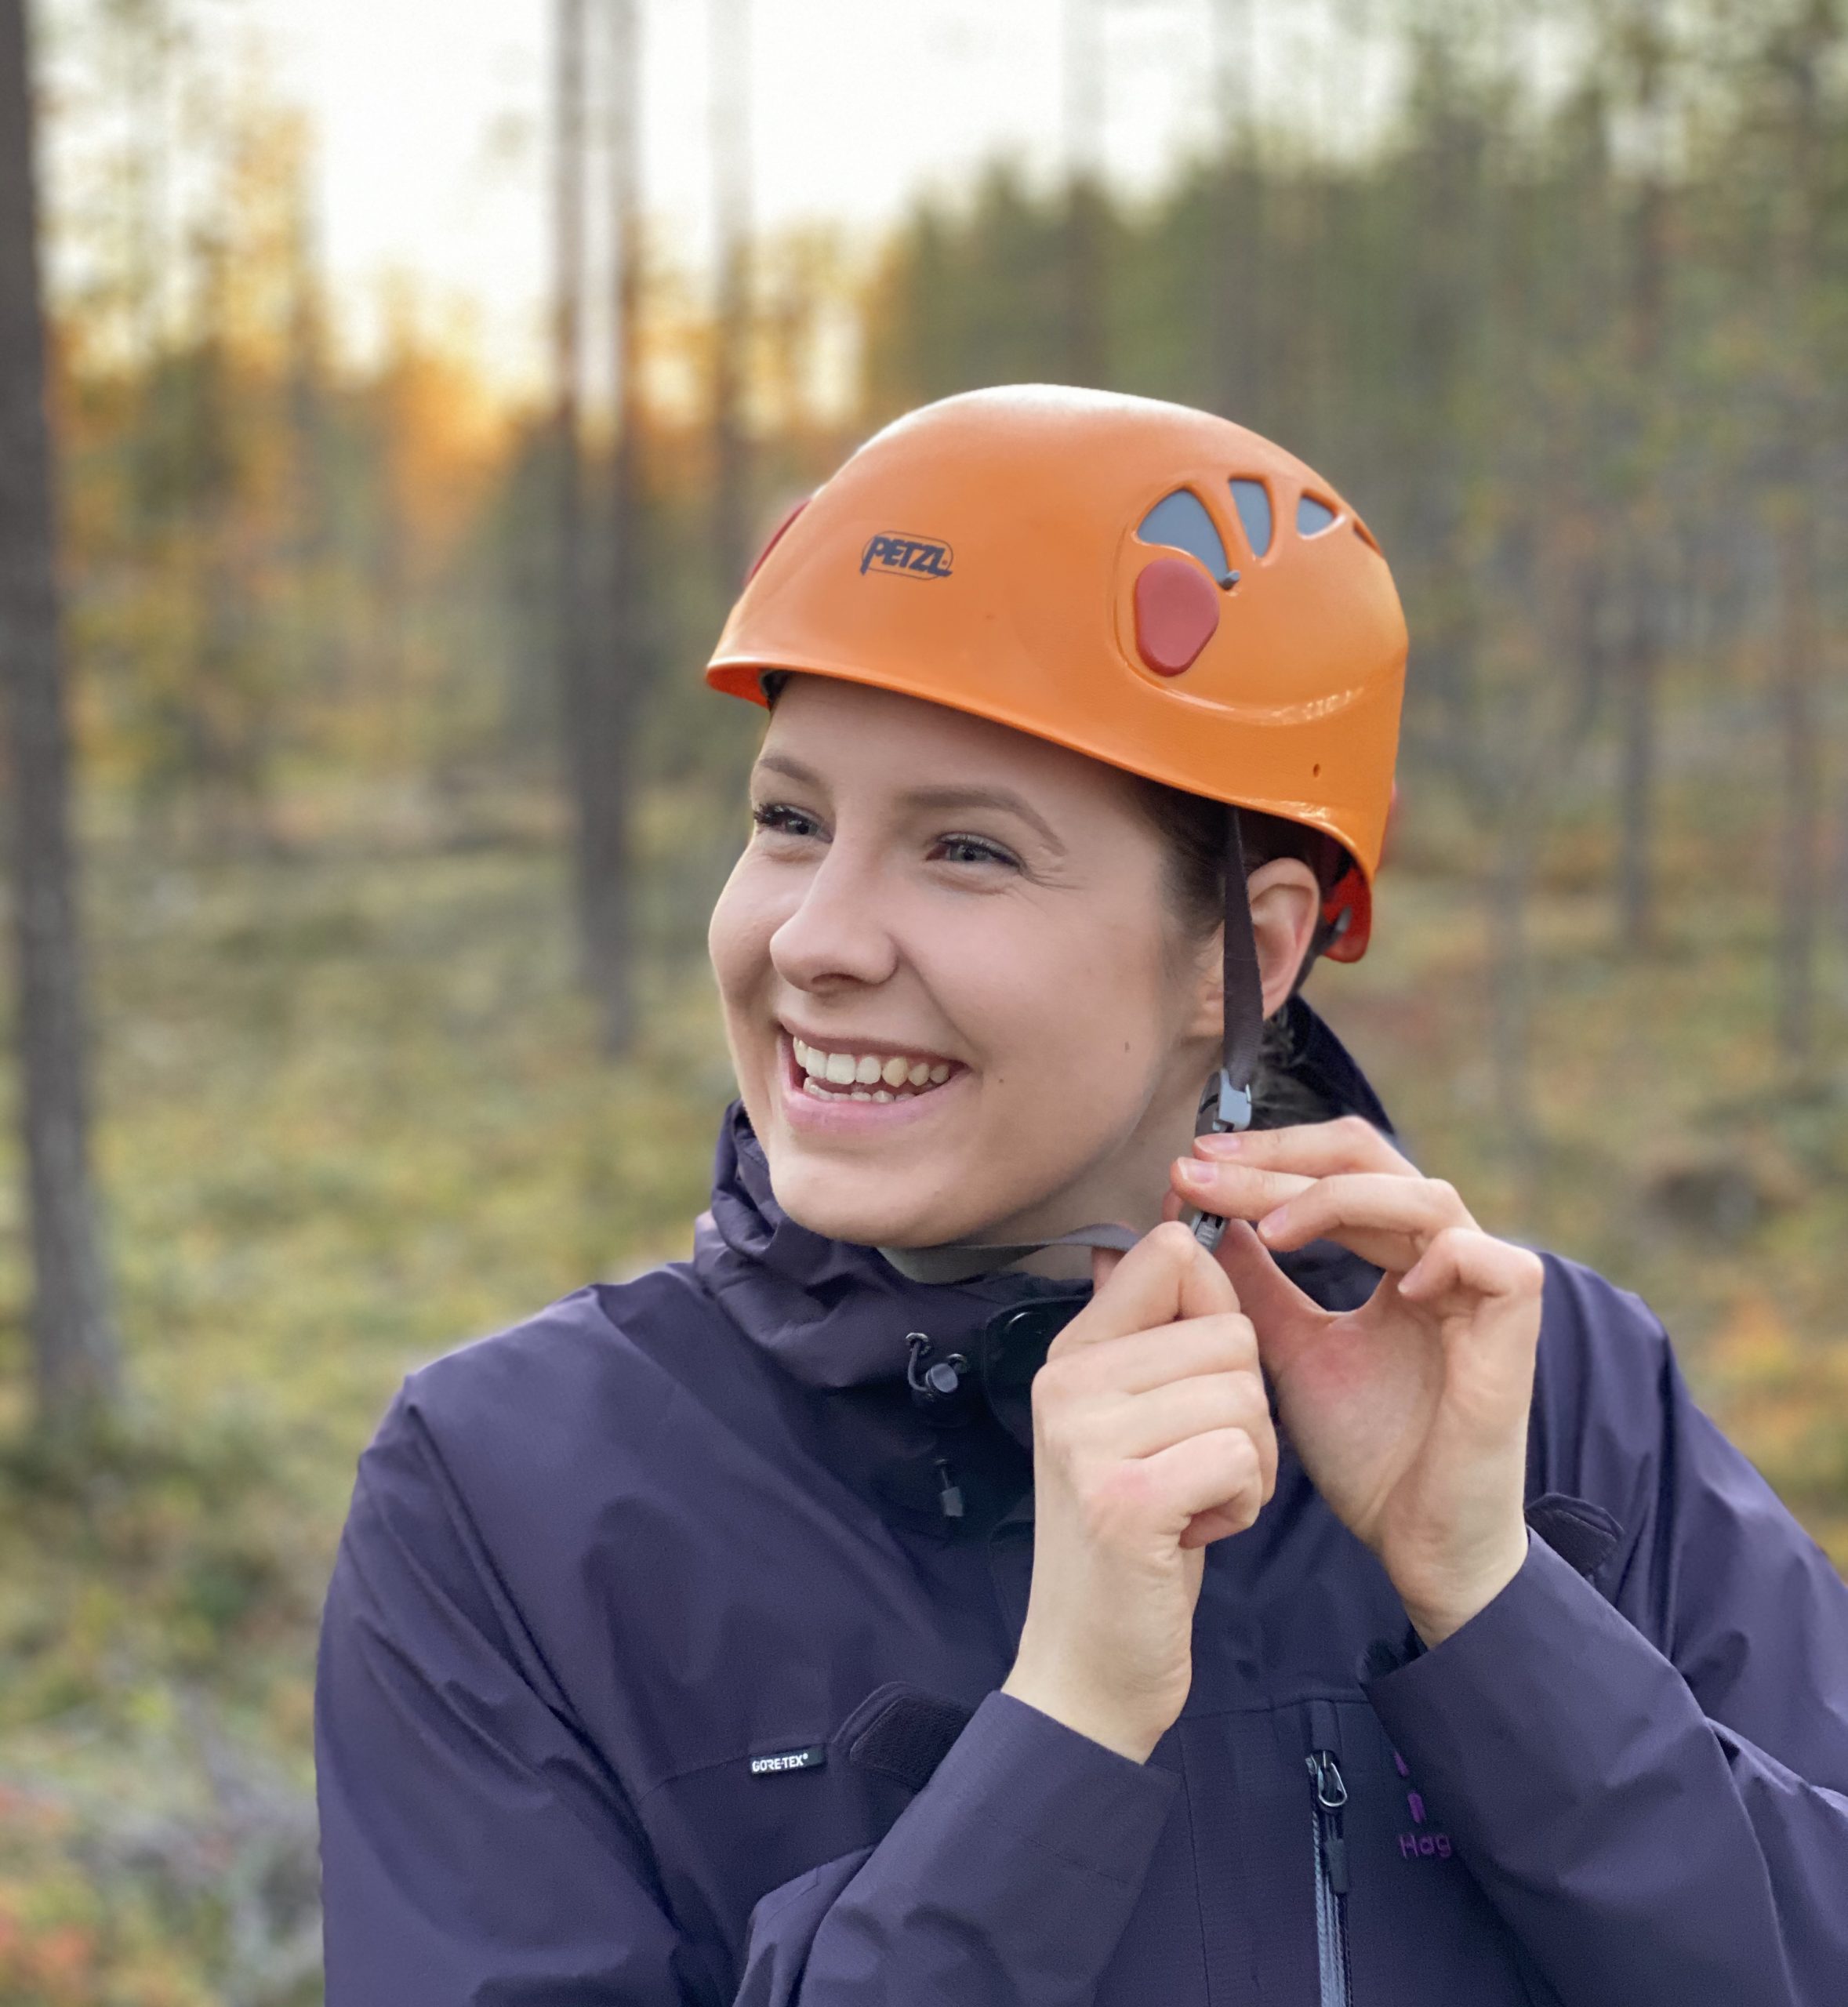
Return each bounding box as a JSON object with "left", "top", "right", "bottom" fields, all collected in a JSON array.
[{"left": 1306, "top": 1700, "right": 1353, "bottom": 2007}]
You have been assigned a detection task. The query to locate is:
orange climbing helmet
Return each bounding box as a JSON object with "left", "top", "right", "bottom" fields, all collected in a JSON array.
[{"left": 706, "top": 383, "right": 1407, "bottom": 963}]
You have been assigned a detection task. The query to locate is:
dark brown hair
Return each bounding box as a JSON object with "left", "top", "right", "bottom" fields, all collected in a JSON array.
[
  {"left": 1128, "top": 776, "right": 1349, "bottom": 1127},
  {"left": 1127, "top": 775, "right": 1346, "bottom": 941}
]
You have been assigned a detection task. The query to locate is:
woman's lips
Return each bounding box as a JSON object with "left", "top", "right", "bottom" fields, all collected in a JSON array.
[{"left": 776, "top": 1031, "right": 966, "bottom": 1131}]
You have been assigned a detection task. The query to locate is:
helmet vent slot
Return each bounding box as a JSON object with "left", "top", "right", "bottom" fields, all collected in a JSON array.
[
  {"left": 1229, "top": 478, "right": 1274, "bottom": 558},
  {"left": 1297, "top": 494, "right": 1339, "bottom": 537},
  {"left": 1137, "top": 488, "right": 1233, "bottom": 585}
]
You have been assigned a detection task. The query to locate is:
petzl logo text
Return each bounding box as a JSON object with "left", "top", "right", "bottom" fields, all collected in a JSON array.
[{"left": 860, "top": 532, "right": 954, "bottom": 579}]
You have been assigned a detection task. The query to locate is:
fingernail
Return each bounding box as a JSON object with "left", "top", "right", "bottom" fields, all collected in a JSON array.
[
  {"left": 1195, "top": 1133, "right": 1243, "bottom": 1156},
  {"left": 1258, "top": 1203, "right": 1291, "bottom": 1241},
  {"left": 1175, "top": 1157, "right": 1214, "bottom": 1191}
]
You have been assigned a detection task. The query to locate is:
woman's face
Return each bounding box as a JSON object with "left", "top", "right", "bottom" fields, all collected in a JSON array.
[{"left": 706, "top": 674, "right": 1225, "bottom": 1250}]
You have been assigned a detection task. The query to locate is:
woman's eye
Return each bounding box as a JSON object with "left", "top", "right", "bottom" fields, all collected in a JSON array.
[
  {"left": 751, "top": 802, "right": 823, "bottom": 841},
  {"left": 931, "top": 833, "right": 1019, "bottom": 869}
]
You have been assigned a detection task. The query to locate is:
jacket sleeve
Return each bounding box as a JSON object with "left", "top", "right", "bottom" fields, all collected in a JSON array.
[
  {"left": 1362, "top": 1257, "right": 1848, "bottom": 2007},
  {"left": 318, "top": 1391, "right": 1178, "bottom": 2007},
  {"left": 735, "top": 1691, "right": 1178, "bottom": 2005},
  {"left": 316, "top": 1397, "right": 698, "bottom": 2005}
]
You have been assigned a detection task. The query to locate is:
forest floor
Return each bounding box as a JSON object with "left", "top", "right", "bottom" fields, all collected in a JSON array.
[{"left": 0, "top": 793, "right": 1844, "bottom": 2002}]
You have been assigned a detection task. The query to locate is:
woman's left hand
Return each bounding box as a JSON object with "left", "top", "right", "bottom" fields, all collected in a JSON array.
[{"left": 1168, "top": 1118, "right": 1543, "bottom": 1646}]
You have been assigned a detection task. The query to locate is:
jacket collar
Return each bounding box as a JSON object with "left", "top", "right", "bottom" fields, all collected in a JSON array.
[{"left": 692, "top": 997, "right": 1396, "bottom": 1394}]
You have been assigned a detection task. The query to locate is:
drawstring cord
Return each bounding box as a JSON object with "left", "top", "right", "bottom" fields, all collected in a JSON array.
[{"left": 906, "top": 1333, "right": 970, "bottom": 1519}]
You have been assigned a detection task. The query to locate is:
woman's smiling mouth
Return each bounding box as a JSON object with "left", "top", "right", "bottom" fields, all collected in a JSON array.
[{"left": 781, "top": 1029, "right": 962, "bottom": 1105}]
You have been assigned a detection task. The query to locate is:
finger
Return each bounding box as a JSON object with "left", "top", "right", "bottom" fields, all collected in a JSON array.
[
  {"left": 1172, "top": 1157, "right": 1316, "bottom": 1219},
  {"left": 1193, "top": 1115, "right": 1417, "bottom": 1181},
  {"left": 1400, "top": 1226, "right": 1545, "bottom": 1312},
  {"left": 1212, "top": 1221, "right": 1330, "bottom": 1379},
  {"left": 1056, "top": 1312, "right": 1259, "bottom": 1397},
  {"left": 1137, "top": 1428, "right": 1267, "bottom": 1540},
  {"left": 1058, "top": 1221, "right": 1235, "bottom": 1353},
  {"left": 1181, "top": 1498, "right": 1265, "bottom": 1549},
  {"left": 1109, "top": 1371, "right": 1276, "bottom": 1480},
  {"left": 1091, "top": 1243, "right": 1126, "bottom": 1293},
  {"left": 1256, "top": 1173, "right": 1477, "bottom": 1265}
]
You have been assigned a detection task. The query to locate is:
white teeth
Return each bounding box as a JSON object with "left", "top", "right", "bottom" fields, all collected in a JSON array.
[{"left": 788, "top": 1033, "right": 957, "bottom": 1098}]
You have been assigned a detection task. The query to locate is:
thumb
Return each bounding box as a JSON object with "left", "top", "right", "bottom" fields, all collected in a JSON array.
[
  {"left": 1062, "top": 1221, "right": 1235, "bottom": 1351},
  {"left": 1214, "top": 1221, "right": 1327, "bottom": 1375},
  {"left": 1091, "top": 1243, "right": 1127, "bottom": 1293}
]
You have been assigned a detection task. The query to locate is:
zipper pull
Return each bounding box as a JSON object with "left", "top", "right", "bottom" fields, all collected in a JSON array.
[
  {"left": 933, "top": 1457, "right": 965, "bottom": 1520},
  {"left": 1308, "top": 1750, "right": 1349, "bottom": 1896}
]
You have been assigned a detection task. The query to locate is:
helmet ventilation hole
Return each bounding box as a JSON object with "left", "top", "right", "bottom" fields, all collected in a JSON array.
[
  {"left": 1137, "top": 489, "right": 1233, "bottom": 585},
  {"left": 1229, "top": 478, "right": 1273, "bottom": 557},
  {"left": 1297, "top": 495, "right": 1338, "bottom": 536}
]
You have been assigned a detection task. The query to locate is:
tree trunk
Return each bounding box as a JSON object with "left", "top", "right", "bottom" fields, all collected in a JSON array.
[
  {"left": 553, "top": 0, "right": 601, "bottom": 1018},
  {"left": 1484, "top": 800, "right": 1541, "bottom": 1224},
  {"left": 1774, "top": 499, "right": 1820, "bottom": 1078},
  {"left": 1211, "top": 0, "right": 1262, "bottom": 420},
  {"left": 1615, "top": 600, "right": 1659, "bottom": 948},
  {"left": 1772, "top": 2, "right": 1827, "bottom": 1082},
  {"left": 1062, "top": 0, "right": 1106, "bottom": 386},
  {"left": 1615, "top": 191, "right": 1666, "bottom": 950},
  {"left": 0, "top": 0, "right": 122, "bottom": 1425},
  {"left": 582, "top": 0, "right": 644, "bottom": 1056},
  {"left": 710, "top": 0, "right": 752, "bottom": 595},
  {"left": 1614, "top": 1, "right": 1668, "bottom": 953}
]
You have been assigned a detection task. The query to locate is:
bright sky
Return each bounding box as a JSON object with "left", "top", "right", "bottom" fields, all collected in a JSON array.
[{"left": 244, "top": 0, "right": 1360, "bottom": 390}]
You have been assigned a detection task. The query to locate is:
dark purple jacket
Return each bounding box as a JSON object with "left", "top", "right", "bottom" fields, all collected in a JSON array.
[{"left": 317, "top": 1012, "right": 1848, "bottom": 2005}]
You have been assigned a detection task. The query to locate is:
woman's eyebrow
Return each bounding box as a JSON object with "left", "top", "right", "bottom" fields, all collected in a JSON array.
[
  {"left": 753, "top": 757, "right": 1068, "bottom": 855},
  {"left": 753, "top": 752, "right": 824, "bottom": 789},
  {"left": 900, "top": 785, "right": 1067, "bottom": 855}
]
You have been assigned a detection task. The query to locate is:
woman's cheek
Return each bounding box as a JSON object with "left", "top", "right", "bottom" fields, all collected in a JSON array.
[{"left": 706, "top": 872, "right": 780, "bottom": 1080}]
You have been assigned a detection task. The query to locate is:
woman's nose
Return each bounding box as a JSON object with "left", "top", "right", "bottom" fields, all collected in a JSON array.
[{"left": 768, "top": 851, "right": 901, "bottom": 993}]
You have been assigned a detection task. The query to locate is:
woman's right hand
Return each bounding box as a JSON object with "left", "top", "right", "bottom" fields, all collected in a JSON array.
[{"left": 1000, "top": 1221, "right": 1276, "bottom": 1762}]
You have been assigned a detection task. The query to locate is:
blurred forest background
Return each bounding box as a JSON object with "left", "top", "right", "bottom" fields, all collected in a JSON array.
[{"left": 2, "top": 0, "right": 1846, "bottom": 1997}]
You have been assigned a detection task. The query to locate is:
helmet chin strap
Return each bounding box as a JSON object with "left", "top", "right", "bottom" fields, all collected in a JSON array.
[
  {"left": 879, "top": 808, "right": 1264, "bottom": 1287},
  {"left": 1192, "top": 805, "right": 1263, "bottom": 1253}
]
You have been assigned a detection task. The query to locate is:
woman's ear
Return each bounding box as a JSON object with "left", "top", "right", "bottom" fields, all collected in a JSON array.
[
  {"left": 1246, "top": 858, "right": 1322, "bottom": 1018},
  {"left": 1183, "top": 857, "right": 1323, "bottom": 1039}
]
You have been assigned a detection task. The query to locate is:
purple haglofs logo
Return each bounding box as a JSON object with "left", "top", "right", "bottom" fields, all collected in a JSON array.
[
  {"left": 860, "top": 532, "right": 954, "bottom": 579},
  {"left": 1392, "top": 1753, "right": 1454, "bottom": 1860}
]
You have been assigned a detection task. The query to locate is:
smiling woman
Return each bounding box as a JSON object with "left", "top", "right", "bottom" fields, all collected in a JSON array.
[{"left": 315, "top": 389, "right": 1848, "bottom": 2007}]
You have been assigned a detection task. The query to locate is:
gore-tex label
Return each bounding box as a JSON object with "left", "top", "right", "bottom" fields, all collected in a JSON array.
[{"left": 750, "top": 1745, "right": 826, "bottom": 1777}]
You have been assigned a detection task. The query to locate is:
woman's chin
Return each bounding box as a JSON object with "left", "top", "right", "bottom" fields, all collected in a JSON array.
[{"left": 766, "top": 1160, "right": 993, "bottom": 1251}]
